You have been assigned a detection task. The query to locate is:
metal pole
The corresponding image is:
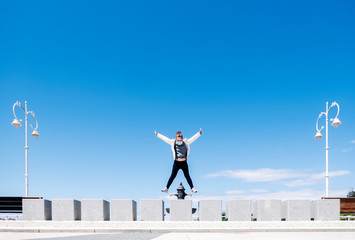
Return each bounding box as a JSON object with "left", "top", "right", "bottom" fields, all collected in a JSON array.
[
  {"left": 25, "top": 101, "right": 29, "bottom": 197},
  {"left": 325, "top": 102, "right": 329, "bottom": 197}
]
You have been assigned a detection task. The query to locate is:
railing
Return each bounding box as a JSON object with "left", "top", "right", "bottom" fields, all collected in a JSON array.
[
  {"left": 0, "top": 213, "right": 23, "bottom": 221},
  {"left": 340, "top": 215, "right": 355, "bottom": 221}
]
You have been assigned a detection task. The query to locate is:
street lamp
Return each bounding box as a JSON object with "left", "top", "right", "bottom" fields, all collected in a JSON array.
[
  {"left": 314, "top": 101, "right": 341, "bottom": 197},
  {"left": 11, "top": 101, "right": 40, "bottom": 197}
]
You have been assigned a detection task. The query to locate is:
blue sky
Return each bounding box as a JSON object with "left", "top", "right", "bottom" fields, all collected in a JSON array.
[{"left": 0, "top": 0, "right": 354, "bottom": 206}]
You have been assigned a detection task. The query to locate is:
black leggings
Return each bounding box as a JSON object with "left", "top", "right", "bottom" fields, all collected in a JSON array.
[{"left": 166, "top": 160, "right": 194, "bottom": 189}]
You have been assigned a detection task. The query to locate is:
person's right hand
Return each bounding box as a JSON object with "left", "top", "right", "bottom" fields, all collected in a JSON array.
[{"left": 154, "top": 130, "right": 157, "bottom": 136}]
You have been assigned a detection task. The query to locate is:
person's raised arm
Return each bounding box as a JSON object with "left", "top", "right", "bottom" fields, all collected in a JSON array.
[
  {"left": 155, "top": 130, "right": 174, "bottom": 145},
  {"left": 188, "top": 128, "right": 203, "bottom": 144}
]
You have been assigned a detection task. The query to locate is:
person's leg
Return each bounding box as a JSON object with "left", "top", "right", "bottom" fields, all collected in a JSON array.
[
  {"left": 166, "top": 161, "right": 180, "bottom": 189},
  {"left": 181, "top": 161, "right": 194, "bottom": 189}
]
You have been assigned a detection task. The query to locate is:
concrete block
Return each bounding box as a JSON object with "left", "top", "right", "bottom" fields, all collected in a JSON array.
[
  {"left": 227, "top": 200, "right": 251, "bottom": 221},
  {"left": 110, "top": 199, "right": 137, "bottom": 221},
  {"left": 52, "top": 199, "right": 81, "bottom": 221},
  {"left": 281, "top": 199, "right": 311, "bottom": 221},
  {"left": 81, "top": 199, "right": 109, "bottom": 221},
  {"left": 311, "top": 199, "right": 340, "bottom": 221},
  {"left": 140, "top": 200, "right": 164, "bottom": 221},
  {"left": 253, "top": 200, "right": 281, "bottom": 221},
  {"left": 170, "top": 200, "right": 192, "bottom": 221},
  {"left": 23, "top": 199, "right": 52, "bottom": 221},
  {"left": 199, "top": 200, "right": 222, "bottom": 221}
]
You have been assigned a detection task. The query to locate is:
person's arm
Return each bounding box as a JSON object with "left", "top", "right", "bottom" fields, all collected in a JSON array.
[
  {"left": 188, "top": 128, "right": 203, "bottom": 144},
  {"left": 155, "top": 130, "right": 174, "bottom": 145}
]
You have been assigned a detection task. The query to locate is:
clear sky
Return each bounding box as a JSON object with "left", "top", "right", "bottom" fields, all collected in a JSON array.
[{"left": 1, "top": 0, "right": 354, "bottom": 207}]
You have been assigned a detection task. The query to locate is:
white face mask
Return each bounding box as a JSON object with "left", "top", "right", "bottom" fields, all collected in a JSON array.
[{"left": 176, "top": 140, "right": 183, "bottom": 145}]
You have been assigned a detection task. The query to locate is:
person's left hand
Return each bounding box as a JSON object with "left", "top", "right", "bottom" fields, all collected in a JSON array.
[{"left": 200, "top": 128, "right": 203, "bottom": 134}]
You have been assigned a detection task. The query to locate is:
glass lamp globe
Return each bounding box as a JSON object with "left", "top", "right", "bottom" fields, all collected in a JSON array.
[
  {"left": 314, "top": 131, "right": 323, "bottom": 139},
  {"left": 331, "top": 118, "right": 342, "bottom": 128},
  {"left": 31, "top": 129, "right": 40, "bottom": 137},
  {"left": 11, "top": 119, "right": 22, "bottom": 127}
]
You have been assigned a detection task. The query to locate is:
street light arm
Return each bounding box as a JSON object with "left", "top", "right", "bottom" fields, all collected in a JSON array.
[
  {"left": 28, "top": 111, "right": 39, "bottom": 130},
  {"left": 328, "top": 101, "right": 340, "bottom": 120},
  {"left": 12, "top": 101, "right": 26, "bottom": 121},
  {"left": 316, "top": 112, "right": 326, "bottom": 132}
]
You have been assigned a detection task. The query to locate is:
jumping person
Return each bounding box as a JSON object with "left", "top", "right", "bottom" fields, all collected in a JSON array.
[{"left": 155, "top": 129, "right": 202, "bottom": 193}]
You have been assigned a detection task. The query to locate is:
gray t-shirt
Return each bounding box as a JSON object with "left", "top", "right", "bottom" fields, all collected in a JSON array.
[{"left": 175, "top": 141, "right": 187, "bottom": 159}]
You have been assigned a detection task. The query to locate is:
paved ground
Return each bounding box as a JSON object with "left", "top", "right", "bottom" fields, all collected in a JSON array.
[{"left": 2, "top": 232, "right": 355, "bottom": 240}]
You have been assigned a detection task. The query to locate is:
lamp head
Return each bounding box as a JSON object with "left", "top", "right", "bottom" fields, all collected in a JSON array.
[
  {"left": 314, "top": 131, "right": 323, "bottom": 139},
  {"left": 31, "top": 129, "right": 40, "bottom": 138},
  {"left": 331, "top": 118, "right": 342, "bottom": 128},
  {"left": 11, "top": 119, "right": 22, "bottom": 128}
]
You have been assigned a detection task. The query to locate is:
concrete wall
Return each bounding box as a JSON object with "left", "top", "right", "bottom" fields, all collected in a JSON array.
[{"left": 21, "top": 198, "right": 341, "bottom": 222}]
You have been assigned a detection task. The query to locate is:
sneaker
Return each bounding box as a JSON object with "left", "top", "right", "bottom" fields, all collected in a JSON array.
[
  {"left": 161, "top": 187, "right": 168, "bottom": 193},
  {"left": 191, "top": 187, "right": 198, "bottom": 193}
]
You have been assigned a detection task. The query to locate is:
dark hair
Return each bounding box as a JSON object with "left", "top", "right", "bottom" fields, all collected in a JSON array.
[{"left": 176, "top": 131, "right": 183, "bottom": 138}]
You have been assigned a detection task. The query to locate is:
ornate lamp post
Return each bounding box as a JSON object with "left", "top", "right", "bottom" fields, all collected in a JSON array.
[
  {"left": 314, "top": 101, "right": 342, "bottom": 197},
  {"left": 11, "top": 101, "right": 40, "bottom": 197}
]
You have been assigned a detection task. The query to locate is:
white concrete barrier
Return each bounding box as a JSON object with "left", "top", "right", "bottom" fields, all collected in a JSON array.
[
  {"left": 226, "top": 200, "right": 251, "bottom": 221},
  {"left": 140, "top": 200, "right": 164, "bottom": 221},
  {"left": 81, "top": 199, "right": 109, "bottom": 221},
  {"left": 199, "top": 200, "right": 222, "bottom": 221},
  {"left": 52, "top": 199, "right": 81, "bottom": 221},
  {"left": 110, "top": 199, "right": 137, "bottom": 221},
  {"left": 282, "top": 199, "right": 311, "bottom": 221},
  {"left": 23, "top": 199, "right": 52, "bottom": 221},
  {"left": 253, "top": 200, "right": 281, "bottom": 221},
  {"left": 311, "top": 199, "right": 340, "bottom": 221},
  {"left": 170, "top": 200, "right": 192, "bottom": 221}
]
